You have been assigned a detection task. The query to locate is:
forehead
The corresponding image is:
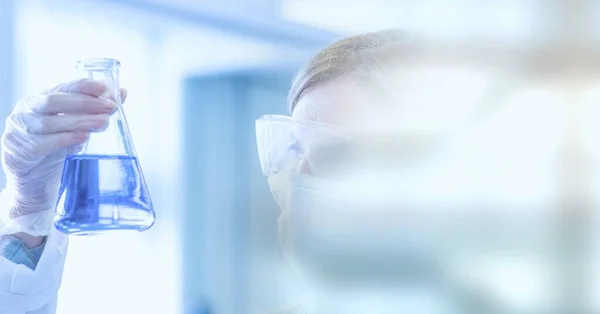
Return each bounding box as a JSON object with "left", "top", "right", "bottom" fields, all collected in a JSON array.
[
  {"left": 292, "top": 78, "right": 369, "bottom": 124},
  {"left": 291, "top": 74, "right": 428, "bottom": 136},
  {"left": 292, "top": 78, "right": 400, "bottom": 136},
  {"left": 291, "top": 68, "right": 487, "bottom": 136}
]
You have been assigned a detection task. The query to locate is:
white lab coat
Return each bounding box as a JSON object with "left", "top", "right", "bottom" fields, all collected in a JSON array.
[{"left": 0, "top": 229, "right": 68, "bottom": 314}]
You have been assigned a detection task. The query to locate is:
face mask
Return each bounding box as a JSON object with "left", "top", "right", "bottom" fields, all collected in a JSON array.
[
  {"left": 268, "top": 173, "right": 475, "bottom": 314},
  {"left": 268, "top": 173, "right": 448, "bottom": 289}
]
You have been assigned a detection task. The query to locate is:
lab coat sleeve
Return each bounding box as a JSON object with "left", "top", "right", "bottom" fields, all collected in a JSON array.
[{"left": 0, "top": 228, "right": 68, "bottom": 314}]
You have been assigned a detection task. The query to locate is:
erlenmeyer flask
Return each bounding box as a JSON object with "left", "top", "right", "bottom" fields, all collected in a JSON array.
[{"left": 54, "top": 58, "right": 155, "bottom": 235}]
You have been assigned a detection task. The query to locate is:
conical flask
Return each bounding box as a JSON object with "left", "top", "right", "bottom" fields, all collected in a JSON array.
[{"left": 54, "top": 58, "right": 155, "bottom": 235}]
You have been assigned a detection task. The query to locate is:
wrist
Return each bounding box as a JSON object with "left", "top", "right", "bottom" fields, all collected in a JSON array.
[
  {"left": 0, "top": 188, "right": 56, "bottom": 237},
  {"left": 11, "top": 232, "right": 45, "bottom": 248}
]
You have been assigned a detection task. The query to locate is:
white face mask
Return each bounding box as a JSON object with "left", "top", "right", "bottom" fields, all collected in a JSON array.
[
  {"left": 268, "top": 173, "right": 448, "bottom": 288},
  {"left": 268, "top": 173, "right": 472, "bottom": 314}
]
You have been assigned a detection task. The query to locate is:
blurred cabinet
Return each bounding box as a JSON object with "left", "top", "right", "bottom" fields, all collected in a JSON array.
[{"left": 183, "top": 70, "right": 292, "bottom": 314}]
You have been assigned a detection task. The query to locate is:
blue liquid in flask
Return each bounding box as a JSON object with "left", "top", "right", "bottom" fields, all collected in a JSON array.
[{"left": 54, "top": 154, "right": 155, "bottom": 235}]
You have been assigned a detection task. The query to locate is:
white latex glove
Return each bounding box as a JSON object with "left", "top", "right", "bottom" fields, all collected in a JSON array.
[{"left": 0, "top": 79, "right": 126, "bottom": 237}]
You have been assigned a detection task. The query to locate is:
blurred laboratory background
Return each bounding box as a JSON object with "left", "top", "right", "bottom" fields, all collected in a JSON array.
[{"left": 2, "top": 0, "right": 600, "bottom": 313}]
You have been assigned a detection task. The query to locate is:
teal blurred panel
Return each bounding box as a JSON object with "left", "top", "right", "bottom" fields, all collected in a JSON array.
[{"left": 182, "top": 70, "right": 291, "bottom": 314}]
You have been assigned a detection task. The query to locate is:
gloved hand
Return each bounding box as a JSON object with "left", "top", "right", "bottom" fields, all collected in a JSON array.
[{"left": 0, "top": 79, "right": 126, "bottom": 236}]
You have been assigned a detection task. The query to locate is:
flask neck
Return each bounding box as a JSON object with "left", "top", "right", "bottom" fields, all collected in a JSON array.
[
  {"left": 73, "top": 58, "right": 135, "bottom": 158},
  {"left": 77, "top": 58, "right": 121, "bottom": 91}
]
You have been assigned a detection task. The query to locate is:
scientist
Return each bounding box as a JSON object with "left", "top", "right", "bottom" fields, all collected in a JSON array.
[
  {"left": 2, "top": 28, "right": 460, "bottom": 313},
  {"left": 258, "top": 28, "right": 493, "bottom": 313}
]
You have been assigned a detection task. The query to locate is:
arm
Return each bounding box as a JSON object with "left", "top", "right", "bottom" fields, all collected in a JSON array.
[
  {"left": 0, "top": 228, "right": 69, "bottom": 314},
  {"left": 0, "top": 79, "right": 118, "bottom": 314}
]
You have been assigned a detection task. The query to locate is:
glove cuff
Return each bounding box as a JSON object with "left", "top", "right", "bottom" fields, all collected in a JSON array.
[{"left": 0, "top": 189, "right": 55, "bottom": 236}]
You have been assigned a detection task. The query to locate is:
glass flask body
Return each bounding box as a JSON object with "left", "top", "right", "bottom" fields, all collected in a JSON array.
[{"left": 54, "top": 58, "right": 155, "bottom": 235}]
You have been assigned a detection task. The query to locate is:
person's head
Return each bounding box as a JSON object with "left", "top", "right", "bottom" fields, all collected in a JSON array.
[
  {"left": 257, "top": 29, "right": 507, "bottom": 312},
  {"left": 262, "top": 29, "right": 445, "bottom": 294},
  {"left": 289, "top": 29, "right": 410, "bottom": 128}
]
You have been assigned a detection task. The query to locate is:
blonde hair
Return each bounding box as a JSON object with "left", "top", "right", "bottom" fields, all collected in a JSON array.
[{"left": 288, "top": 29, "right": 408, "bottom": 112}]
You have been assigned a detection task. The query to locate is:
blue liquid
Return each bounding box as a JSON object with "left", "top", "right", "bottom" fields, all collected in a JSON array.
[{"left": 54, "top": 154, "right": 155, "bottom": 235}]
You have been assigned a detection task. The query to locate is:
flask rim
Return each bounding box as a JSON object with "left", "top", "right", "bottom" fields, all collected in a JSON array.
[{"left": 76, "top": 58, "right": 121, "bottom": 70}]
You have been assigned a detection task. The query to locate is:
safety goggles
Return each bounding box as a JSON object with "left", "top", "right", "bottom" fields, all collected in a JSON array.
[{"left": 255, "top": 115, "right": 445, "bottom": 180}]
